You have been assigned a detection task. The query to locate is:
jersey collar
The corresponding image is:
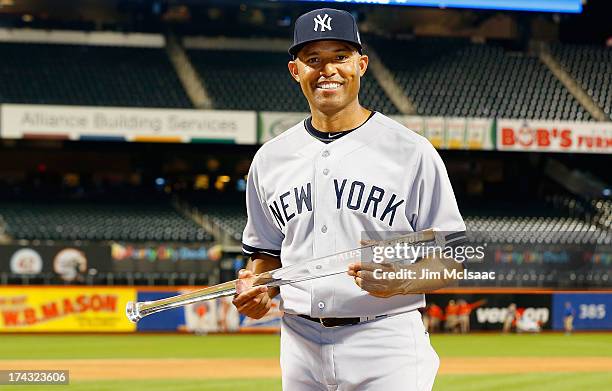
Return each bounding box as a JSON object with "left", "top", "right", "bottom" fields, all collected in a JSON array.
[
  {"left": 296, "top": 112, "right": 381, "bottom": 159},
  {"left": 304, "top": 110, "right": 376, "bottom": 144}
]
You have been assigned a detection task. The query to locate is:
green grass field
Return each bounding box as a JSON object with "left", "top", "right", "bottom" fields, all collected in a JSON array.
[{"left": 1, "top": 333, "right": 611, "bottom": 391}]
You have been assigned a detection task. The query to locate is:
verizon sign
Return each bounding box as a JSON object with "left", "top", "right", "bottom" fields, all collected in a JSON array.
[
  {"left": 476, "top": 307, "right": 550, "bottom": 325},
  {"left": 497, "top": 119, "right": 612, "bottom": 154}
]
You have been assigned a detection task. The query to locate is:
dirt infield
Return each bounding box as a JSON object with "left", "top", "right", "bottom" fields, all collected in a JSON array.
[
  {"left": 440, "top": 357, "right": 612, "bottom": 374},
  {"left": 0, "top": 359, "right": 278, "bottom": 380},
  {"left": 2, "top": 357, "right": 612, "bottom": 380}
]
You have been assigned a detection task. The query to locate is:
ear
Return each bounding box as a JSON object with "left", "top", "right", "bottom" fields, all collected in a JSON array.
[
  {"left": 288, "top": 61, "right": 300, "bottom": 83},
  {"left": 358, "top": 54, "right": 369, "bottom": 77}
]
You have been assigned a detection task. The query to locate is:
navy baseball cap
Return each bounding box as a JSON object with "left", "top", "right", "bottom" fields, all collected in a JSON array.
[{"left": 289, "top": 8, "right": 362, "bottom": 57}]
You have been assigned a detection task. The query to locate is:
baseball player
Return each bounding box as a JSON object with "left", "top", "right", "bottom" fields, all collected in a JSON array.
[
  {"left": 233, "top": 8, "right": 466, "bottom": 391},
  {"left": 563, "top": 301, "right": 575, "bottom": 335}
]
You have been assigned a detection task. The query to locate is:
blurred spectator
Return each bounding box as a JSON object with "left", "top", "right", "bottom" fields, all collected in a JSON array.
[
  {"left": 503, "top": 303, "right": 517, "bottom": 333},
  {"left": 424, "top": 303, "right": 443, "bottom": 333},
  {"left": 445, "top": 300, "right": 459, "bottom": 333},
  {"left": 457, "top": 299, "right": 486, "bottom": 334}
]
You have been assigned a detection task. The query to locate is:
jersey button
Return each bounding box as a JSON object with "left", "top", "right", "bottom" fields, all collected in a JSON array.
[
  {"left": 321, "top": 150, "right": 330, "bottom": 158},
  {"left": 318, "top": 302, "right": 325, "bottom": 309},
  {"left": 323, "top": 168, "right": 329, "bottom": 176},
  {"left": 321, "top": 225, "right": 327, "bottom": 233}
]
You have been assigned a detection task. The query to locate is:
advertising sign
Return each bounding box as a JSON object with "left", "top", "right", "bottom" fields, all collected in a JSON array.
[
  {"left": 427, "top": 293, "right": 552, "bottom": 331},
  {"left": 497, "top": 119, "right": 611, "bottom": 153},
  {"left": 0, "top": 104, "right": 257, "bottom": 144},
  {"left": 0, "top": 244, "right": 111, "bottom": 280},
  {"left": 552, "top": 293, "right": 612, "bottom": 330},
  {"left": 260, "top": 113, "right": 495, "bottom": 150},
  {"left": 136, "top": 289, "right": 282, "bottom": 333},
  {"left": 280, "top": 1, "right": 583, "bottom": 13},
  {"left": 0, "top": 287, "right": 136, "bottom": 332},
  {"left": 259, "top": 111, "right": 307, "bottom": 143},
  {"left": 390, "top": 115, "right": 495, "bottom": 150}
]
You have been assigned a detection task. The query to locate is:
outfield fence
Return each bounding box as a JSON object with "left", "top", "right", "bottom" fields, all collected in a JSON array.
[{"left": 1, "top": 286, "right": 611, "bottom": 333}]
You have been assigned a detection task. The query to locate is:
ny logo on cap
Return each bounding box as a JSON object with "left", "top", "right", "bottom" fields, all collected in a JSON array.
[{"left": 313, "top": 14, "right": 332, "bottom": 32}]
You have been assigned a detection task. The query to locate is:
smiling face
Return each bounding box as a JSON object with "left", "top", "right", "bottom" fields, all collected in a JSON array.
[{"left": 288, "top": 40, "right": 368, "bottom": 115}]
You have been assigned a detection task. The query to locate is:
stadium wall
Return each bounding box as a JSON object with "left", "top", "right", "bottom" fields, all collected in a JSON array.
[
  {"left": 1, "top": 104, "right": 610, "bottom": 153},
  {"left": 1, "top": 286, "right": 611, "bottom": 333}
]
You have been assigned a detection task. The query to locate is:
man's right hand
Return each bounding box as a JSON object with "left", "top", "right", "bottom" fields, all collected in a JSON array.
[{"left": 232, "top": 269, "right": 273, "bottom": 319}]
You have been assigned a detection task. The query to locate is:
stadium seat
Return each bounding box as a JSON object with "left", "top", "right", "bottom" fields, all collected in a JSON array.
[
  {"left": 551, "top": 43, "right": 612, "bottom": 120},
  {"left": 369, "top": 37, "right": 591, "bottom": 120},
  {"left": 0, "top": 42, "right": 191, "bottom": 108},
  {"left": 0, "top": 200, "right": 212, "bottom": 243},
  {"left": 187, "top": 49, "right": 399, "bottom": 114},
  {"left": 591, "top": 199, "right": 612, "bottom": 230},
  {"left": 464, "top": 215, "right": 607, "bottom": 245}
]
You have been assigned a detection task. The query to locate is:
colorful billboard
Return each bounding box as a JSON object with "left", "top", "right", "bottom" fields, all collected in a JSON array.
[
  {"left": 497, "top": 119, "right": 611, "bottom": 153},
  {"left": 552, "top": 293, "right": 612, "bottom": 330},
  {"left": 0, "top": 244, "right": 111, "bottom": 281},
  {"left": 427, "top": 293, "right": 553, "bottom": 331},
  {"left": 136, "top": 289, "right": 282, "bottom": 333},
  {"left": 0, "top": 287, "right": 136, "bottom": 332},
  {"left": 260, "top": 112, "right": 495, "bottom": 150},
  {"left": 0, "top": 104, "right": 257, "bottom": 144}
]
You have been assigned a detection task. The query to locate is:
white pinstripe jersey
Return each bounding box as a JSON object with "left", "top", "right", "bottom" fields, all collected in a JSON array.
[{"left": 242, "top": 112, "right": 466, "bottom": 317}]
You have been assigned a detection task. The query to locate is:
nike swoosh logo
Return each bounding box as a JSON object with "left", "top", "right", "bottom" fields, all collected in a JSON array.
[{"left": 328, "top": 132, "right": 343, "bottom": 138}]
